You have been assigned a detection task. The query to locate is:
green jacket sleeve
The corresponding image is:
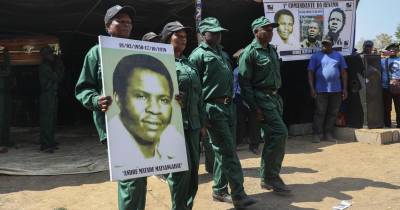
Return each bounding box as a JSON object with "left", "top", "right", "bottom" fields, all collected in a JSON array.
[
  {"left": 39, "top": 64, "right": 58, "bottom": 85},
  {"left": 238, "top": 49, "right": 258, "bottom": 111},
  {"left": 0, "top": 49, "right": 11, "bottom": 77},
  {"left": 189, "top": 51, "right": 206, "bottom": 126},
  {"left": 188, "top": 50, "right": 204, "bottom": 82},
  {"left": 75, "top": 46, "right": 101, "bottom": 111},
  {"left": 55, "top": 57, "right": 65, "bottom": 83}
]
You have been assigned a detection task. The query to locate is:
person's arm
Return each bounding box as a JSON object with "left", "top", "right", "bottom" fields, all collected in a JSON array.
[
  {"left": 340, "top": 54, "right": 349, "bottom": 100},
  {"left": 55, "top": 55, "right": 65, "bottom": 83},
  {"left": 307, "top": 55, "right": 317, "bottom": 98},
  {"left": 75, "top": 46, "right": 112, "bottom": 112},
  {"left": 341, "top": 69, "right": 348, "bottom": 100},
  {"left": 238, "top": 49, "right": 264, "bottom": 121},
  {"left": 188, "top": 49, "right": 204, "bottom": 82},
  {"left": 238, "top": 49, "right": 257, "bottom": 110},
  {"left": 39, "top": 63, "right": 58, "bottom": 82},
  {"left": 189, "top": 51, "right": 208, "bottom": 130},
  {"left": 308, "top": 70, "right": 317, "bottom": 98}
]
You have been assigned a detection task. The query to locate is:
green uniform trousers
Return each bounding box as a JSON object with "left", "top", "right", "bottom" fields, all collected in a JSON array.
[
  {"left": 118, "top": 177, "right": 147, "bottom": 210},
  {"left": 0, "top": 77, "right": 12, "bottom": 146},
  {"left": 203, "top": 131, "right": 214, "bottom": 174},
  {"left": 118, "top": 129, "right": 200, "bottom": 210},
  {"left": 206, "top": 102, "right": 245, "bottom": 199},
  {"left": 39, "top": 91, "right": 58, "bottom": 147},
  {"left": 258, "top": 94, "right": 288, "bottom": 181},
  {"left": 167, "top": 128, "right": 200, "bottom": 210}
]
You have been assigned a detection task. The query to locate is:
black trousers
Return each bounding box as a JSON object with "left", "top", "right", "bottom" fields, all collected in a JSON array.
[
  {"left": 235, "top": 95, "right": 261, "bottom": 149},
  {"left": 313, "top": 92, "right": 342, "bottom": 135}
]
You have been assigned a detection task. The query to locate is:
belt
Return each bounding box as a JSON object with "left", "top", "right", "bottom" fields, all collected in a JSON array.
[
  {"left": 255, "top": 87, "right": 278, "bottom": 95},
  {"left": 207, "top": 96, "right": 232, "bottom": 105}
]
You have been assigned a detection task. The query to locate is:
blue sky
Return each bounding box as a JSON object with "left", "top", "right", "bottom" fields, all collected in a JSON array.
[{"left": 356, "top": 0, "right": 400, "bottom": 42}]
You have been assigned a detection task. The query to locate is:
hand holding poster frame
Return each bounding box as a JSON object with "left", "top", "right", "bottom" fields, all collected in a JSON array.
[
  {"left": 99, "top": 36, "right": 188, "bottom": 181},
  {"left": 263, "top": 0, "right": 356, "bottom": 61}
]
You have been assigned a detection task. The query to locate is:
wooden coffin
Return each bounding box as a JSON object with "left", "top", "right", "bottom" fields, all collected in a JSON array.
[{"left": 0, "top": 36, "right": 60, "bottom": 66}]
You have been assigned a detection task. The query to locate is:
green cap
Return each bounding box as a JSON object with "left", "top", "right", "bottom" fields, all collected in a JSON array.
[
  {"left": 251, "top": 16, "right": 279, "bottom": 32},
  {"left": 198, "top": 17, "right": 228, "bottom": 34}
]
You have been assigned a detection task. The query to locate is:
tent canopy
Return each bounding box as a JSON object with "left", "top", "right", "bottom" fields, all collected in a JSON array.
[{"left": 0, "top": 0, "right": 194, "bottom": 38}]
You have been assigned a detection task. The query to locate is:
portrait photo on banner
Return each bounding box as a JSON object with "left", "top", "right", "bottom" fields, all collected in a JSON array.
[
  {"left": 263, "top": 0, "right": 356, "bottom": 61},
  {"left": 99, "top": 36, "right": 188, "bottom": 181}
]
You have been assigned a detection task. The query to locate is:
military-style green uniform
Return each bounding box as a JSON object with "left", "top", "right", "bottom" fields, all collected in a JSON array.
[
  {"left": 167, "top": 56, "right": 203, "bottom": 210},
  {"left": 238, "top": 38, "right": 288, "bottom": 182},
  {"left": 39, "top": 57, "right": 64, "bottom": 148},
  {"left": 189, "top": 42, "right": 246, "bottom": 199},
  {"left": 75, "top": 45, "right": 107, "bottom": 143},
  {"left": 0, "top": 49, "right": 12, "bottom": 147}
]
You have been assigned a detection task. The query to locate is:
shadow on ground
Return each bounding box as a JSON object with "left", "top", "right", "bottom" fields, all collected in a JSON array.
[
  {"left": 198, "top": 166, "right": 318, "bottom": 185},
  {"left": 0, "top": 171, "right": 109, "bottom": 194},
  {"left": 226, "top": 177, "right": 400, "bottom": 210}
]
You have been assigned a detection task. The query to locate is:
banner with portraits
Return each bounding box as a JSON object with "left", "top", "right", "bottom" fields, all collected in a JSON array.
[
  {"left": 99, "top": 36, "right": 188, "bottom": 181},
  {"left": 263, "top": 0, "right": 356, "bottom": 61}
]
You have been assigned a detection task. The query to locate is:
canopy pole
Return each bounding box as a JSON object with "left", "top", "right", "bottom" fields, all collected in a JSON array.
[
  {"left": 195, "top": 0, "right": 203, "bottom": 44},
  {"left": 74, "top": 0, "right": 102, "bottom": 33}
]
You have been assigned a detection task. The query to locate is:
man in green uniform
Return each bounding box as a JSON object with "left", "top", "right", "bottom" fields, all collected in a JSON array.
[
  {"left": 189, "top": 17, "right": 257, "bottom": 209},
  {"left": 39, "top": 47, "right": 64, "bottom": 153},
  {"left": 75, "top": 5, "right": 147, "bottom": 210},
  {"left": 0, "top": 48, "right": 12, "bottom": 151},
  {"left": 238, "top": 16, "right": 290, "bottom": 194}
]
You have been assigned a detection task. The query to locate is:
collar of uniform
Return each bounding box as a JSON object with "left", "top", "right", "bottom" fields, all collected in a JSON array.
[
  {"left": 175, "top": 55, "right": 188, "bottom": 62},
  {"left": 199, "top": 41, "right": 223, "bottom": 53},
  {"left": 252, "top": 38, "right": 273, "bottom": 50}
]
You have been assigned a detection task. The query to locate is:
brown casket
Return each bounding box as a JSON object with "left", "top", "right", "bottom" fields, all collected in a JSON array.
[{"left": 0, "top": 36, "right": 60, "bottom": 66}]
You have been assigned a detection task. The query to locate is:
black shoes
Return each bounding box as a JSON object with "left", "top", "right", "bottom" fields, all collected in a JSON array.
[
  {"left": 212, "top": 192, "right": 232, "bottom": 203},
  {"left": 232, "top": 194, "right": 257, "bottom": 209},
  {"left": 261, "top": 176, "right": 291, "bottom": 195}
]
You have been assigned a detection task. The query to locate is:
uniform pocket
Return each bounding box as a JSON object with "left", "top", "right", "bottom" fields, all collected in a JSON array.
[
  {"left": 206, "top": 103, "right": 226, "bottom": 121},
  {"left": 255, "top": 54, "right": 271, "bottom": 69}
]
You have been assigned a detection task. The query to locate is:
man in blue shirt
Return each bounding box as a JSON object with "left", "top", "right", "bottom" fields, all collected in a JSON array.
[
  {"left": 308, "top": 35, "right": 348, "bottom": 143},
  {"left": 381, "top": 43, "right": 400, "bottom": 127}
]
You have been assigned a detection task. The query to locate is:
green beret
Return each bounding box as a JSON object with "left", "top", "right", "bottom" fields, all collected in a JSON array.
[
  {"left": 251, "top": 16, "right": 279, "bottom": 32},
  {"left": 198, "top": 17, "right": 228, "bottom": 34}
]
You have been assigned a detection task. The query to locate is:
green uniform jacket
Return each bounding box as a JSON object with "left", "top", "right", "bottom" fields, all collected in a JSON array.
[
  {"left": 39, "top": 59, "right": 64, "bottom": 93},
  {"left": 75, "top": 45, "right": 106, "bottom": 141},
  {"left": 0, "top": 49, "right": 10, "bottom": 78},
  {"left": 238, "top": 39, "right": 281, "bottom": 110},
  {"left": 189, "top": 42, "right": 233, "bottom": 101},
  {"left": 175, "top": 56, "right": 205, "bottom": 130}
]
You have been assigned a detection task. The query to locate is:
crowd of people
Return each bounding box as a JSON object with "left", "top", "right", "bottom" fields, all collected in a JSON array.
[
  {"left": 74, "top": 5, "right": 289, "bottom": 210},
  {"left": 1, "top": 3, "right": 399, "bottom": 210}
]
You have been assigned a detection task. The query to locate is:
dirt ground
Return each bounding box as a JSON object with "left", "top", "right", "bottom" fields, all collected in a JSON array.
[{"left": 1, "top": 134, "right": 400, "bottom": 210}]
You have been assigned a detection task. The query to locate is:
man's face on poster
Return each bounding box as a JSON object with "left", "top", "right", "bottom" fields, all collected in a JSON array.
[
  {"left": 119, "top": 68, "right": 172, "bottom": 144},
  {"left": 277, "top": 14, "right": 294, "bottom": 41},
  {"left": 308, "top": 22, "right": 320, "bottom": 39},
  {"left": 328, "top": 11, "right": 344, "bottom": 33}
]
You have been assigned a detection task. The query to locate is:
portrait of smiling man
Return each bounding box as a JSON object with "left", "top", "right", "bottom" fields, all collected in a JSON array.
[
  {"left": 274, "top": 9, "right": 296, "bottom": 48},
  {"left": 108, "top": 53, "right": 185, "bottom": 165}
]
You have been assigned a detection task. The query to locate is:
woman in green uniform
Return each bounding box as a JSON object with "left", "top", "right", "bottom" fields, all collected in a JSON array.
[{"left": 160, "top": 21, "right": 205, "bottom": 210}]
